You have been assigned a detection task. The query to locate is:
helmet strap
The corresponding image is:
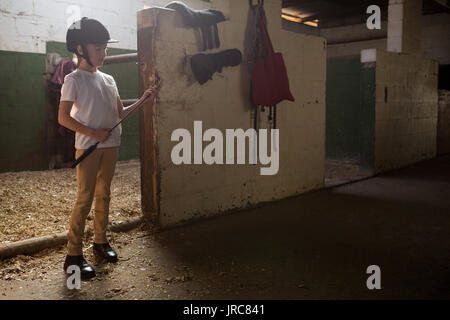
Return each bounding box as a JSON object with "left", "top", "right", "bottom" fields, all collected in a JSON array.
[{"left": 79, "top": 43, "right": 94, "bottom": 67}]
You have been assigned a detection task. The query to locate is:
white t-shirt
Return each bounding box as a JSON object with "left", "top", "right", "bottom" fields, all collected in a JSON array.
[{"left": 60, "top": 68, "right": 122, "bottom": 150}]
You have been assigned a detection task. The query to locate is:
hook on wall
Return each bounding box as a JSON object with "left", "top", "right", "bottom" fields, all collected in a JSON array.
[{"left": 249, "top": 0, "right": 264, "bottom": 8}]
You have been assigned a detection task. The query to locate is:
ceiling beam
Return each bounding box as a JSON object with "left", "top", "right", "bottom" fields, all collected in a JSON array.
[{"left": 433, "top": 0, "right": 450, "bottom": 9}]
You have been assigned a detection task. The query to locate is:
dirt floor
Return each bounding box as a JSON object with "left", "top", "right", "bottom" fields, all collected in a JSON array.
[
  {"left": 0, "top": 160, "right": 141, "bottom": 243},
  {"left": 0, "top": 155, "right": 449, "bottom": 300}
]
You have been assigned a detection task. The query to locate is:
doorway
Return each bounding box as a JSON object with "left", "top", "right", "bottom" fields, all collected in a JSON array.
[{"left": 325, "top": 56, "right": 372, "bottom": 186}]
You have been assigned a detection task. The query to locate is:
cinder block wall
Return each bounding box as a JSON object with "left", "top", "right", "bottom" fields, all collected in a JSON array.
[
  {"left": 323, "top": 13, "right": 449, "bottom": 64},
  {"left": 421, "top": 13, "right": 450, "bottom": 65},
  {"left": 437, "top": 90, "right": 450, "bottom": 155},
  {"left": 144, "top": 0, "right": 327, "bottom": 227},
  {"left": 374, "top": 50, "right": 439, "bottom": 173}
]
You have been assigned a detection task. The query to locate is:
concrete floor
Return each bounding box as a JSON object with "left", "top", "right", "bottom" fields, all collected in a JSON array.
[
  {"left": 324, "top": 159, "right": 370, "bottom": 187},
  {"left": 1, "top": 155, "right": 449, "bottom": 299}
]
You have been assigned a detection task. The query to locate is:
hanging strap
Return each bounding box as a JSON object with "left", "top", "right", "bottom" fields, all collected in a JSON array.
[
  {"left": 268, "top": 105, "right": 276, "bottom": 129},
  {"left": 200, "top": 26, "right": 207, "bottom": 51},
  {"left": 253, "top": 106, "right": 258, "bottom": 130},
  {"left": 249, "top": 0, "right": 264, "bottom": 8},
  {"left": 213, "top": 23, "right": 220, "bottom": 48},
  {"left": 273, "top": 105, "right": 277, "bottom": 129},
  {"left": 257, "top": 7, "right": 274, "bottom": 57},
  {"left": 80, "top": 43, "right": 94, "bottom": 67}
]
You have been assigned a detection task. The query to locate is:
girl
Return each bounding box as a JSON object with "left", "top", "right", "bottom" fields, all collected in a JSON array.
[{"left": 59, "top": 17, "right": 159, "bottom": 279}]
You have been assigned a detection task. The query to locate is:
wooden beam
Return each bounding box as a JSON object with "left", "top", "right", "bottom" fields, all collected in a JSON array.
[
  {"left": 137, "top": 8, "right": 160, "bottom": 227},
  {"left": 433, "top": 0, "right": 450, "bottom": 9}
]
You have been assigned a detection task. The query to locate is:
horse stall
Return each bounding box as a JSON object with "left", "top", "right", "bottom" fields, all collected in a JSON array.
[{"left": 136, "top": 0, "right": 326, "bottom": 229}]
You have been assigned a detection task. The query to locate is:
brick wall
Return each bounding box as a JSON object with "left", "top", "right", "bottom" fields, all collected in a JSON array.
[{"left": 0, "top": 0, "right": 207, "bottom": 54}]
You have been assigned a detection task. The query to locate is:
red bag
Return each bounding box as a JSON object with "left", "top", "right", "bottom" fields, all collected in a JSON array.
[{"left": 251, "top": 10, "right": 294, "bottom": 107}]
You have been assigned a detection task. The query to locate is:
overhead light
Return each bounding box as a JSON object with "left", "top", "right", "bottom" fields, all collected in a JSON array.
[
  {"left": 281, "top": 13, "right": 319, "bottom": 27},
  {"left": 281, "top": 13, "right": 302, "bottom": 23},
  {"left": 304, "top": 20, "right": 319, "bottom": 27}
]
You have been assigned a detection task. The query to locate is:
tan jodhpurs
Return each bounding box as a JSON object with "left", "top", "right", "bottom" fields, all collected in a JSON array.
[{"left": 67, "top": 147, "right": 118, "bottom": 256}]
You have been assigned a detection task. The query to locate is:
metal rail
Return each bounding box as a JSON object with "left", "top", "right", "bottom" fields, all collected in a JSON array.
[
  {"left": 103, "top": 53, "right": 140, "bottom": 104},
  {"left": 103, "top": 53, "right": 138, "bottom": 65}
]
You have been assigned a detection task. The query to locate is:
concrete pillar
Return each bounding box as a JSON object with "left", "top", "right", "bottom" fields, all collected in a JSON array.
[{"left": 387, "top": 0, "right": 423, "bottom": 55}]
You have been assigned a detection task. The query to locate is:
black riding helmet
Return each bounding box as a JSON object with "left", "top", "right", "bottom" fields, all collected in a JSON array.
[{"left": 66, "top": 17, "right": 119, "bottom": 67}]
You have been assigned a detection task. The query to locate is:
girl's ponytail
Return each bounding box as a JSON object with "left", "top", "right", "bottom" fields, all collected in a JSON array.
[{"left": 73, "top": 53, "right": 80, "bottom": 69}]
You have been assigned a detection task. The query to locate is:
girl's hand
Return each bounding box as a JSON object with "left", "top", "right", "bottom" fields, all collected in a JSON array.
[
  {"left": 91, "top": 128, "right": 112, "bottom": 143},
  {"left": 141, "top": 85, "right": 161, "bottom": 101}
]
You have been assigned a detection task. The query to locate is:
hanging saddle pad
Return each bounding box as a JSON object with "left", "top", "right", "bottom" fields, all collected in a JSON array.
[{"left": 191, "top": 49, "right": 242, "bottom": 85}]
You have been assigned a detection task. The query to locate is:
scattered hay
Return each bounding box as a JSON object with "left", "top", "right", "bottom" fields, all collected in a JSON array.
[{"left": 0, "top": 159, "right": 141, "bottom": 243}]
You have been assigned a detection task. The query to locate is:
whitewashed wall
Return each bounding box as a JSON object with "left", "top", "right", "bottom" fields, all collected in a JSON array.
[{"left": 0, "top": 0, "right": 208, "bottom": 53}]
